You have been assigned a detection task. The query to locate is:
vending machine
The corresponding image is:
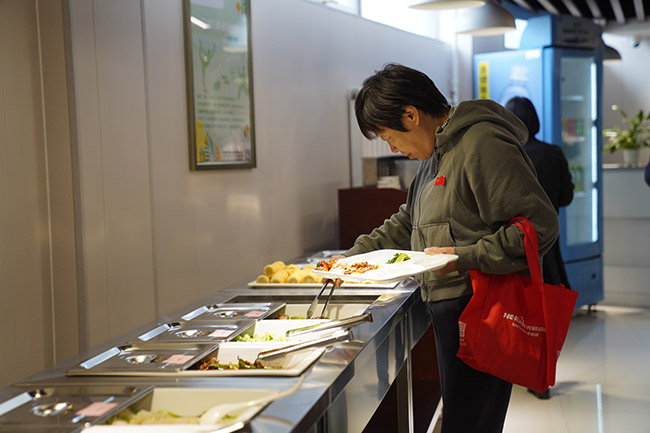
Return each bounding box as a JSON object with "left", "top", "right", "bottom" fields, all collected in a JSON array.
[{"left": 474, "top": 14, "right": 604, "bottom": 309}]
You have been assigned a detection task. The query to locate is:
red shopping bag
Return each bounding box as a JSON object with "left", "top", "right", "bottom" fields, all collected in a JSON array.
[{"left": 456, "top": 217, "right": 578, "bottom": 393}]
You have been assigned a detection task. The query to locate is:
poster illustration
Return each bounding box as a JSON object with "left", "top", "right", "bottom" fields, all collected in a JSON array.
[{"left": 184, "top": 0, "right": 255, "bottom": 169}]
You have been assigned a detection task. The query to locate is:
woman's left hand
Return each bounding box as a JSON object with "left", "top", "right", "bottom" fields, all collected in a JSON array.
[{"left": 424, "top": 246, "right": 457, "bottom": 275}]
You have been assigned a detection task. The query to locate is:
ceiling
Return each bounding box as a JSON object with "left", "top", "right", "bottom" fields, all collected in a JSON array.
[{"left": 500, "top": 0, "right": 650, "bottom": 36}]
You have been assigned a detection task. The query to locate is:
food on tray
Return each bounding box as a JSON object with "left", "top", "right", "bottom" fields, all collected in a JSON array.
[
  {"left": 271, "top": 269, "right": 290, "bottom": 283},
  {"left": 386, "top": 252, "right": 411, "bottom": 264},
  {"left": 256, "top": 274, "right": 270, "bottom": 283},
  {"left": 315, "top": 258, "right": 337, "bottom": 271},
  {"left": 108, "top": 408, "right": 199, "bottom": 425},
  {"left": 264, "top": 261, "right": 285, "bottom": 277},
  {"left": 316, "top": 259, "right": 378, "bottom": 275},
  {"left": 273, "top": 313, "right": 329, "bottom": 320},
  {"left": 233, "top": 333, "right": 286, "bottom": 342},
  {"left": 341, "top": 261, "right": 379, "bottom": 274},
  {"left": 257, "top": 261, "right": 321, "bottom": 284},
  {"left": 198, "top": 357, "right": 281, "bottom": 370},
  {"left": 288, "top": 269, "right": 320, "bottom": 283},
  {"left": 287, "top": 264, "right": 301, "bottom": 272}
]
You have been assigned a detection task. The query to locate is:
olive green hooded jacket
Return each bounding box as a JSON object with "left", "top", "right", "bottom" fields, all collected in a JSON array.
[{"left": 345, "top": 99, "right": 559, "bottom": 302}]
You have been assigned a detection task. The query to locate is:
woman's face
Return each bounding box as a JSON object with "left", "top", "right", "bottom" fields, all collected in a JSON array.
[{"left": 377, "top": 108, "right": 435, "bottom": 160}]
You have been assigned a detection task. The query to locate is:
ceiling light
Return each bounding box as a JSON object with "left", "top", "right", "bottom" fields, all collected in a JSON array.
[
  {"left": 455, "top": 1, "right": 515, "bottom": 36},
  {"left": 408, "top": 0, "right": 485, "bottom": 10},
  {"left": 602, "top": 42, "right": 622, "bottom": 63}
]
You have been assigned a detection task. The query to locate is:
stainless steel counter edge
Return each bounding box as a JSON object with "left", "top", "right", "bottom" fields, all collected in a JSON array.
[{"left": 5, "top": 277, "right": 431, "bottom": 433}]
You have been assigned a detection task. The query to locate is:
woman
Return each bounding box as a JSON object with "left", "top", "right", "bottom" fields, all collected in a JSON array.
[{"left": 345, "top": 64, "right": 559, "bottom": 433}]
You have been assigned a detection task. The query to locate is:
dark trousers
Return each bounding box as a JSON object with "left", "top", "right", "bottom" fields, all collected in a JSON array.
[{"left": 427, "top": 295, "right": 513, "bottom": 433}]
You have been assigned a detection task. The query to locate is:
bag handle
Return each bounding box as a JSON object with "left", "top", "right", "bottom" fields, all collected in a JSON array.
[
  {"left": 509, "top": 217, "right": 543, "bottom": 286},
  {"left": 510, "top": 216, "right": 556, "bottom": 388}
]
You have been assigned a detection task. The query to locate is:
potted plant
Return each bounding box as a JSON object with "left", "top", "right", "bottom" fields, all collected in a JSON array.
[{"left": 603, "top": 105, "right": 650, "bottom": 165}]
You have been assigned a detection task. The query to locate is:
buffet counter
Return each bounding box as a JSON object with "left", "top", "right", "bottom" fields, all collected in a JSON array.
[{"left": 0, "top": 261, "right": 434, "bottom": 433}]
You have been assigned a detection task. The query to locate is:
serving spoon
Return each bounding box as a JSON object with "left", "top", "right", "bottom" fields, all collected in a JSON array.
[{"left": 199, "top": 375, "right": 305, "bottom": 425}]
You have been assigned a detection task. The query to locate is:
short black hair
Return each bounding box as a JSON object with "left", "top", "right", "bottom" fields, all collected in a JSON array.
[
  {"left": 505, "top": 96, "right": 540, "bottom": 136},
  {"left": 355, "top": 63, "right": 450, "bottom": 139}
]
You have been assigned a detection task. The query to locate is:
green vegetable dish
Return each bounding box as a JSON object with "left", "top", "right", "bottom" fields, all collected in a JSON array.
[
  {"left": 107, "top": 408, "right": 200, "bottom": 425},
  {"left": 198, "top": 356, "right": 281, "bottom": 370},
  {"left": 232, "top": 332, "right": 285, "bottom": 342},
  {"left": 386, "top": 252, "right": 411, "bottom": 264}
]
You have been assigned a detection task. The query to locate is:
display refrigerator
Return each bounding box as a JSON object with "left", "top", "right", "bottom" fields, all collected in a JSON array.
[{"left": 473, "top": 15, "right": 604, "bottom": 309}]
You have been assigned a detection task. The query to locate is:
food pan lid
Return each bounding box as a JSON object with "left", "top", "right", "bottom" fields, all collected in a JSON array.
[
  {"left": 137, "top": 321, "right": 249, "bottom": 343},
  {"left": 0, "top": 385, "right": 151, "bottom": 429},
  {"left": 67, "top": 342, "right": 218, "bottom": 376},
  {"left": 180, "top": 302, "right": 284, "bottom": 322}
]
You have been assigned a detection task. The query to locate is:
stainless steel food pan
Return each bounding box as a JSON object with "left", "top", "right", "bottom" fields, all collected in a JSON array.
[{"left": 0, "top": 385, "right": 150, "bottom": 432}]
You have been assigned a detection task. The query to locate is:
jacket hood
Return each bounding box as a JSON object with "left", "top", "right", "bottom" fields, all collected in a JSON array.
[{"left": 436, "top": 99, "right": 529, "bottom": 153}]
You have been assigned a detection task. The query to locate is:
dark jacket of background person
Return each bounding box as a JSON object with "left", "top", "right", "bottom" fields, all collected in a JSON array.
[
  {"left": 506, "top": 97, "right": 574, "bottom": 288},
  {"left": 645, "top": 155, "right": 650, "bottom": 186}
]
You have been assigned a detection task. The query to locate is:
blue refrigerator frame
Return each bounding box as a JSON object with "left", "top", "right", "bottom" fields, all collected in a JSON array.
[{"left": 474, "top": 43, "right": 604, "bottom": 309}]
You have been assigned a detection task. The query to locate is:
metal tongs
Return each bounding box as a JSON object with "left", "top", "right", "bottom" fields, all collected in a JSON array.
[
  {"left": 306, "top": 279, "right": 336, "bottom": 319},
  {"left": 255, "top": 329, "right": 352, "bottom": 364},
  {"left": 286, "top": 312, "right": 373, "bottom": 338}
]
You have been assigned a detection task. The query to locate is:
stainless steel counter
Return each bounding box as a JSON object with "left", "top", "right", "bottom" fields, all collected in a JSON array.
[{"left": 1, "top": 274, "right": 433, "bottom": 433}]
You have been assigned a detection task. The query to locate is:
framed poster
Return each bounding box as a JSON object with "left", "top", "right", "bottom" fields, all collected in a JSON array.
[{"left": 183, "top": 0, "right": 255, "bottom": 170}]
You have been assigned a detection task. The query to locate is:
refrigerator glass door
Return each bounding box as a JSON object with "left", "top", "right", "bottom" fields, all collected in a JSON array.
[{"left": 559, "top": 55, "right": 599, "bottom": 249}]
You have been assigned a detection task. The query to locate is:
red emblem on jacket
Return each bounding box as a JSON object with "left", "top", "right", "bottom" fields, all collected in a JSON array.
[{"left": 434, "top": 176, "right": 446, "bottom": 186}]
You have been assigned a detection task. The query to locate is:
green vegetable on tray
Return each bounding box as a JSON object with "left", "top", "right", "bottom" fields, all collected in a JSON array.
[
  {"left": 199, "top": 356, "right": 282, "bottom": 370},
  {"left": 233, "top": 332, "right": 285, "bottom": 342},
  {"left": 386, "top": 252, "right": 411, "bottom": 264}
]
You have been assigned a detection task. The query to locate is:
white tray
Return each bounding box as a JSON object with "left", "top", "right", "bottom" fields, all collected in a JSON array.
[
  {"left": 83, "top": 386, "right": 282, "bottom": 432},
  {"left": 313, "top": 249, "right": 458, "bottom": 284},
  {"left": 181, "top": 343, "right": 325, "bottom": 377},
  {"left": 67, "top": 344, "right": 324, "bottom": 377},
  {"left": 246, "top": 281, "right": 398, "bottom": 289}
]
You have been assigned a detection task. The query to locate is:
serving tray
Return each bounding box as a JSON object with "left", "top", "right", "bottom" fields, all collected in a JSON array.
[
  {"left": 182, "top": 343, "right": 326, "bottom": 377},
  {"left": 313, "top": 249, "right": 458, "bottom": 284},
  {"left": 246, "top": 280, "right": 399, "bottom": 289},
  {"left": 67, "top": 342, "right": 324, "bottom": 378}
]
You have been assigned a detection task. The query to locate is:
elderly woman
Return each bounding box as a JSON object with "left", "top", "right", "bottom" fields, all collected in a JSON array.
[{"left": 346, "top": 64, "right": 559, "bottom": 433}]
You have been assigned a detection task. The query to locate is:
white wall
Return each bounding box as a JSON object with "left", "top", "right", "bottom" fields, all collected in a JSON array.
[
  {"left": 0, "top": 0, "right": 451, "bottom": 387},
  {"left": 0, "top": 0, "right": 53, "bottom": 388},
  {"left": 602, "top": 168, "right": 650, "bottom": 307}
]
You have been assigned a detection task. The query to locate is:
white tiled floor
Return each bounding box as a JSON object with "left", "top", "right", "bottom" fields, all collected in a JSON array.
[{"left": 503, "top": 305, "right": 650, "bottom": 433}]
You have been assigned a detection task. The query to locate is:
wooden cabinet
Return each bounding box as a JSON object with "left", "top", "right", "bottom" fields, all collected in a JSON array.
[{"left": 337, "top": 187, "right": 408, "bottom": 249}]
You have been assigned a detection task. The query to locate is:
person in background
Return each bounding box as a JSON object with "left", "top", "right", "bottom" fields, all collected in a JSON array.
[
  {"left": 505, "top": 96, "right": 574, "bottom": 400},
  {"left": 344, "top": 64, "right": 559, "bottom": 433},
  {"left": 645, "top": 154, "right": 650, "bottom": 186}
]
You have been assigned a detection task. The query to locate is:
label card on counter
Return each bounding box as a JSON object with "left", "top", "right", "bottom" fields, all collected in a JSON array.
[
  {"left": 76, "top": 401, "right": 118, "bottom": 417},
  {"left": 209, "top": 329, "right": 234, "bottom": 338},
  {"left": 244, "top": 310, "right": 265, "bottom": 318},
  {"left": 163, "top": 354, "right": 195, "bottom": 365}
]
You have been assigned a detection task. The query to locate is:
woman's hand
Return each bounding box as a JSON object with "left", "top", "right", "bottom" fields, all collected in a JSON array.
[{"left": 424, "top": 246, "right": 457, "bottom": 275}]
